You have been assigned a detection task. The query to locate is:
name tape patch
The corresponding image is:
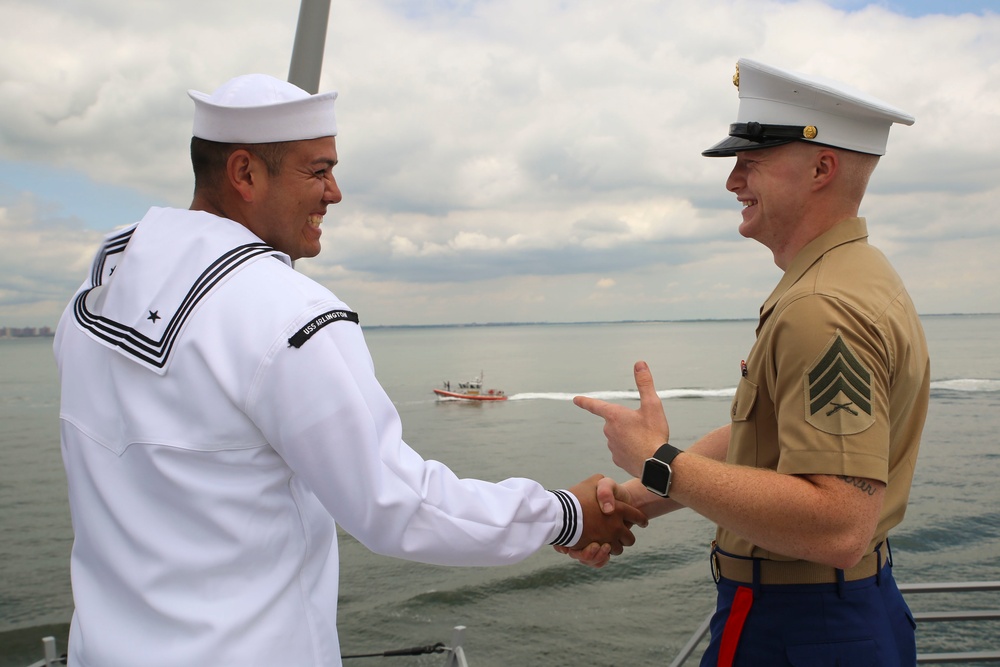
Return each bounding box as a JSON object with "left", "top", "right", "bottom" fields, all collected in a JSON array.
[{"left": 288, "top": 309, "right": 359, "bottom": 348}]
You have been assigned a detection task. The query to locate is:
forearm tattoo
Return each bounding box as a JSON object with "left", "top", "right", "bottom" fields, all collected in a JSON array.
[{"left": 837, "top": 475, "right": 877, "bottom": 496}]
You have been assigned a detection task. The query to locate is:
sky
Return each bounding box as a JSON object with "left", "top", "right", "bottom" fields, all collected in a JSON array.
[{"left": 1, "top": 0, "right": 998, "bottom": 327}]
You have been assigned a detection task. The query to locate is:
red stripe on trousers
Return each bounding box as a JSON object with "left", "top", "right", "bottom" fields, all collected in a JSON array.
[{"left": 717, "top": 585, "right": 754, "bottom": 667}]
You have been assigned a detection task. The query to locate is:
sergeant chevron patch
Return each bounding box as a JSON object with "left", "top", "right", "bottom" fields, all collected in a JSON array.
[{"left": 803, "top": 331, "right": 875, "bottom": 435}]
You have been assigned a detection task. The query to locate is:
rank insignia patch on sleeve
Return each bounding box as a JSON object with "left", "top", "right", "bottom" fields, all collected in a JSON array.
[{"left": 803, "top": 331, "right": 875, "bottom": 435}]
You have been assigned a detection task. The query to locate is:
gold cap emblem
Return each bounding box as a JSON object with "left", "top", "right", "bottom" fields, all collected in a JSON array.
[
  {"left": 803, "top": 125, "right": 818, "bottom": 139},
  {"left": 733, "top": 63, "right": 740, "bottom": 89}
]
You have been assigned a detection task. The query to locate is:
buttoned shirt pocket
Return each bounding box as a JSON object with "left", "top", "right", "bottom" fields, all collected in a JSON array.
[
  {"left": 728, "top": 376, "right": 759, "bottom": 468},
  {"left": 731, "top": 376, "right": 757, "bottom": 422}
]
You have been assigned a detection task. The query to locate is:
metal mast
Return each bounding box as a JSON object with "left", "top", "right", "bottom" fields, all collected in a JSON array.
[{"left": 287, "top": 0, "right": 331, "bottom": 93}]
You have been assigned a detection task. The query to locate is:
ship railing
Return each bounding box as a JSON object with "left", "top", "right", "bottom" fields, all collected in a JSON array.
[
  {"left": 667, "top": 581, "right": 1000, "bottom": 666},
  {"left": 27, "top": 626, "right": 471, "bottom": 667},
  {"left": 26, "top": 581, "right": 999, "bottom": 666}
]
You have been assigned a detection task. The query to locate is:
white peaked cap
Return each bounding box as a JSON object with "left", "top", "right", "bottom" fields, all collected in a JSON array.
[
  {"left": 188, "top": 73, "right": 338, "bottom": 144},
  {"left": 703, "top": 58, "right": 914, "bottom": 157}
]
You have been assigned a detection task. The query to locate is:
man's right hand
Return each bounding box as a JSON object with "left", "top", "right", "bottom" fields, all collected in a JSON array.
[
  {"left": 556, "top": 476, "right": 640, "bottom": 567},
  {"left": 565, "top": 474, "right": 647, "bottom": 556}
]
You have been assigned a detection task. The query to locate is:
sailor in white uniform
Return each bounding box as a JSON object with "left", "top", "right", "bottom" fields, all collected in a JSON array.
[{"left": 54, "top": 74, "right": 644, "bottom": 667}]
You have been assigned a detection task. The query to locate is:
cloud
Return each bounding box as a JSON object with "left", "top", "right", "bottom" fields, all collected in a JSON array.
[
  {"left": 1, "top": 0, "right": 998, "bottom": 326},
  {"left": 0, "top": 195, "right": 103, "bottom": 324}
]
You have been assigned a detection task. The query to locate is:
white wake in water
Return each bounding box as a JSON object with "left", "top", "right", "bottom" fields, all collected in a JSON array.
[
  {"left": 506, "top": 380, "right": 1000, "bottom": 401},
  {"left": 507, "top": 388, "right": 737, "bottom": 401},
  {"left": 930, "top": 379, "right": 1000, "bottom": 392}
]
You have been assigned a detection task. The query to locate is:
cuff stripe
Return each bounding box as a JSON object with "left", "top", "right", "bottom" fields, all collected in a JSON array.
[{"left": 548, "top": 489, "right": 578, "bottom": 547}]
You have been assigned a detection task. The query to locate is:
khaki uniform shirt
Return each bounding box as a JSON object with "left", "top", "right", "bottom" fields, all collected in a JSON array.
[{"left": 718, "top": 217, "right": 930, "bottom": 561}]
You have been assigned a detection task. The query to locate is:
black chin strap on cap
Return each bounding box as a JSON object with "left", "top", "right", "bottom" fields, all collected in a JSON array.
[{"left": 730, "top": 122, "right": 818, "bottom": 142}]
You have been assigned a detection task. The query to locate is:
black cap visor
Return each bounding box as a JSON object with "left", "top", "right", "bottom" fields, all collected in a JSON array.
[
  {"left": 701, "top": 122, "right": 813, "bottom": 157},
  {"left": 701, "top": 135, "right": 796, "bottom": 157}
]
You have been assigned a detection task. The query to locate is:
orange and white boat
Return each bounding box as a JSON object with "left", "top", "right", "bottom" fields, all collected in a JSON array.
[{"left": 433, "top": 372, "right": 507, "bottom": 401}]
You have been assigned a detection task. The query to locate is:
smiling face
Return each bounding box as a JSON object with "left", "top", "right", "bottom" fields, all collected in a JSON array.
[
  {"left": 248, "top": 136, "right": 342, "bottom": 260},
  {"left": 725, "top": 142, "right": 817, "bottom": 264}
]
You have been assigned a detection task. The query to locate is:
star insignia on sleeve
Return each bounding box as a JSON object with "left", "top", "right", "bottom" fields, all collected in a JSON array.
[
  {"left": 803, "top": 331, "right": 876, "bottom": 435},
  {"left": 147, "top": 310, "right": 161, "bottom": 323}
]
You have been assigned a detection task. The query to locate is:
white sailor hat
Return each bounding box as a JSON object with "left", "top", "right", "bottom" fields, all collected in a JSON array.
[
  {"left": 188, "top": 73, "right": 338, "bottom": 144},
  {"left": 702, "top": 58, "right": 913, "bottom": 157}
]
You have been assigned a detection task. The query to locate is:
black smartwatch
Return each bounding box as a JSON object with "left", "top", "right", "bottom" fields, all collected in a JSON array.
[{"left": 641, "top": 443, "right": 682, "bottom": 497}]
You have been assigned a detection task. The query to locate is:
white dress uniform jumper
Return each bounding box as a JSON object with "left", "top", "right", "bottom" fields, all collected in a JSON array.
[{"left": 55, "top": 207, "right": 582, "bottom": 666}]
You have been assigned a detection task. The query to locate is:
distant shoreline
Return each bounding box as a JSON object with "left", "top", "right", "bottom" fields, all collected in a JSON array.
[
  {"left": 3, "top": 311, "right": 995, "bottom": 336},
  {"left": 358, "top": 312, "right": 1000, "bottom": 330},
  {"left": 0, "top": 328, "right": 54, "bottom": 340}
]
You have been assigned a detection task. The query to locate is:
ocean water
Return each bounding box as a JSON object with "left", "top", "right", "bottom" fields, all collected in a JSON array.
[{"left": 1, "top": 316, "right": 999, "bottom": 665}]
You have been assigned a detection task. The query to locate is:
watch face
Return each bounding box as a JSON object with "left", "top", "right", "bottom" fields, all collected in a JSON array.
[{"left": 642, "top": 460, "right": 672, "bottom": 495}]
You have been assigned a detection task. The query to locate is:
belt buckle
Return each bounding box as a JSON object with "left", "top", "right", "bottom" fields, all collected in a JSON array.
[{"left": 710, "top": 541, "right": 721, "bottom": 584}]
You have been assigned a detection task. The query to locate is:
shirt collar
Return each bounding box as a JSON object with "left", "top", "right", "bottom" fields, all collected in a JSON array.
[{"left": 757, "top": 217, "right": 869, "bottom": 333}]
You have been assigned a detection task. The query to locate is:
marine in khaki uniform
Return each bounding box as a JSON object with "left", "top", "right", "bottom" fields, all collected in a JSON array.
[
  {"left": 563, "top": 58, "right": 930, "bottom": 666},
  {"left": 723, "top": 215, "right": 929, "bottom": 571}
]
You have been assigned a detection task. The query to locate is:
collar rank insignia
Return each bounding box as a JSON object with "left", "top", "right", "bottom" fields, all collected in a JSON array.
[{"left": 803, "top": 331, "right": 876, "bottom": 435}]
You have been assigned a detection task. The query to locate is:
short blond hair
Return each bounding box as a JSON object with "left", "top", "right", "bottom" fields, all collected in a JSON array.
[{"left": 836, "top": 149, "right": 880, "bottom": 199}]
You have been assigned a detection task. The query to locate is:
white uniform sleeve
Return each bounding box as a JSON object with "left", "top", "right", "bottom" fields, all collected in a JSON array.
[{"left": 245, "top": 311, "right": 582, "bottom": 566}]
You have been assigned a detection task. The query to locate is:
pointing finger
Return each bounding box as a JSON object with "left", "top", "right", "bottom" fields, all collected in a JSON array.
[{"left": 573, "top": 395, "right": 611, "bottom": 417}]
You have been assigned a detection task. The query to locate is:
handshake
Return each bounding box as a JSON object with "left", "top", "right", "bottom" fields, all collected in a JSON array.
[
  {"left": 559, "top": 474, "right": 647, "bottom": 568},
  {"left": 555, "top": 360, "right": 677, "bottom": 567}
]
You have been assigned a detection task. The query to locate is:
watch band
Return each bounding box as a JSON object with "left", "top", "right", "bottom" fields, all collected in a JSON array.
[
  {"left": 641, "top": 443, "right": 682, "bottom": 498},
  {"left": 652, "top": 443, "right": 682, "bottom": 466}
]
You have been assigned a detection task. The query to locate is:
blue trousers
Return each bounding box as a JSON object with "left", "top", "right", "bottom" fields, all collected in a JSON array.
[{"left": 700, "top": 564, "right": 916, "bottom": 667}]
